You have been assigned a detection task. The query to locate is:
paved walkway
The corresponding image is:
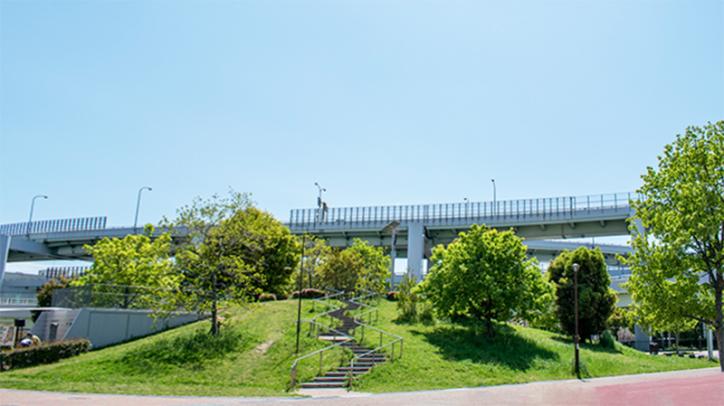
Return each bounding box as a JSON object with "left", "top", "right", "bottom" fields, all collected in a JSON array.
[{"left": 1, "top": 368, "right": 722, "bottom": 405}]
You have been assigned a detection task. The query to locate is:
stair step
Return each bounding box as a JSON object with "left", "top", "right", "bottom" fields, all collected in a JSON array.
[
  {"left": 313, "top": 376, "right": 349, "bottom": 382},
  {"left": 301, "top": 382, "right": 348, "bottom": 389},
  {"left": 325, "top": 371, "right": 366, "bottom": 377},
  {"left": 338, "top": 366, "right": 372, "bottom": 372}
]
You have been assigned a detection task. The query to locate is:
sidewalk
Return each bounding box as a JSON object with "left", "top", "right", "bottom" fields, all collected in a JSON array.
[{"left": 1, "top": 367, "right": 722, "bottom": 405}]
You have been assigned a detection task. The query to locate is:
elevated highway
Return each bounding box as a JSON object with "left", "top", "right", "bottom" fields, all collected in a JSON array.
[
  {"left": 289, "top": 192, "right": 638, "bottom": 278},
  {"left": 1, "top": 192, "right": 637, "bottom": 284}
]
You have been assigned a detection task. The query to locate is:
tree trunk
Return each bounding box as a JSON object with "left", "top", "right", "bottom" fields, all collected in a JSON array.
[
  {"left": 210, "top": 270, "right": 219, "bottom": 336},
  {"left": 716, "top": 281, "right": 723, "bottom": 371},
  {"left": 717, "top": 327, "right": 724, "bottom": 372},
  {"left": 485, "top": 318, "right": 494, "bottom": 337}
]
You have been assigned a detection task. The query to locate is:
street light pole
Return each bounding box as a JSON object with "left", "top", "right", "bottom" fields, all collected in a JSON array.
[
  {"left": 133, "top": 186, "right": 152, "bottom": 233},
  {"left": 314, "top": 182, "right": 326, "bottom": 223},
  {"left": 295, "top": 234, "right": 306, "bottom": 354},
  {"left": 26, "top": 194, "right": 48, "bottom": 237},
  {"left": 491, "top": 179, "right": 496, "bottom": 215},
  {"left": 573, "top": 262, "right": 581, "bottom": 379},
  {"left": 463, "top": 197, "right": 469, "bottom": 219}
]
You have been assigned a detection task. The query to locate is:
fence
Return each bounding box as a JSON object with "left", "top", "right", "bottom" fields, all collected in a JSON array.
[
  {"left": 289, "top": 192, "right": 638, "bottom": 227},
  {"left": 0, "top": 217, "right": 107, "bottom": 236},
  {"left": 39, "top": 266, "right": 90, "bottom": 280}
]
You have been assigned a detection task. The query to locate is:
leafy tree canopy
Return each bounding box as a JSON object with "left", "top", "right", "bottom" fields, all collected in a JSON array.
[
  {"left": 548, "top": 247, "right": 616, "bottom": 341},
  {"left": 77, "top": 225, "right": 178, "bottom": 313},
  {"left": 624, "top": 121, "right": 724, "bottom": 369},
  {"left": 316, "top": 239, "right": 390, "bottom": 294},
  {"left": 422, "top": 225, "right": 551, "bottom": 336}
]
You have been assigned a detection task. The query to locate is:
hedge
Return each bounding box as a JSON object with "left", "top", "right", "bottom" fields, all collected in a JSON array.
[
  {"left": 258, "top": 292, "right": 277, "bottom": 302},
  {"left": 0, "top": 339, "right": 91, "bottom": 371},
  {"left": 289, "top": 288, "right": 326, "bottom": 299}
]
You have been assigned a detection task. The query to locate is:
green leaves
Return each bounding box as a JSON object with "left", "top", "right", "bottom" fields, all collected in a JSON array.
[
  {"left": 315, "top": 238, "right": 391, "bottom": 294},
  {"left": 548, "top": 247, "right": 616, "bottom": 340},
  {"left": 626, "top": 121, "right": 724, "bottom": 333},
  {"left": 421, "top": 225, "right": 551, "bottom": 335}
]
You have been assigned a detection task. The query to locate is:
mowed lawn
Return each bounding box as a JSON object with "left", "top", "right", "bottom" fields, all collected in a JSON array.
[
  {"left": 0, "top": 300, "right": 342, "bottom": 397},
  {"left": 354, "top": 300, "right": 715, "bottom": 393}
]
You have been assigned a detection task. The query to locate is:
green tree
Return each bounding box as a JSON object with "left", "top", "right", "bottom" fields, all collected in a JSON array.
[
  {"left": 624, "top": 121, "right": 724, "bottom": 370},
  {"left": 316, "top": 239, "right": 390, "bottom": 294},
  {"left": 76, "top": 225, "right": 178, "bottom": 313},
  {"left": 548, "top": 247, "right": 616, "bottom": 342},
  {"left": 421, "top": 225, "right": 551, "bottom": 336},
  {"left": 396, "top": 273, "right": 419, "bottom": 322},
  {"left": 294, "top": 235, "right": 331, "bottom": 290},
  {"left": 174, "top": 206, "right": 299, "bottom": 334},
  {"left": 164, "top": 190, "right": 254, "bottom": 334},
  {"left": 33, "top": 277, "right": 71, "bottom": 322}
]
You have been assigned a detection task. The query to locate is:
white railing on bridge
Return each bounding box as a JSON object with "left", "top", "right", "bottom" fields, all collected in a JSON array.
[
  {"left": 39, "top": 266, "right": 90, "bottom": 280},
  {"left": 0, "top": 217, "right": 107, "bottom": 236},
  {"left": 289, "top": 192, "right": 639, "bottom": 228}
]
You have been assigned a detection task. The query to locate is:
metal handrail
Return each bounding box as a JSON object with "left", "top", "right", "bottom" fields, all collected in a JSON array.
[
  {"left": 289, "top": 192, "right": 641, "bottom": 227},
  {"left": 345, "top": 291, "right": 403, "bottom": 387},
  {"left": 290, "top": 290, "right": 353, "bottom": 389}
]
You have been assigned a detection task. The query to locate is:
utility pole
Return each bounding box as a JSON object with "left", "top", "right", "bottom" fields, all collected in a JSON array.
[
  {"left": 573, "top": 262, "right": 581, "bottom": 378},
  {"left": 295, "top": 234, "right": 306, "bottom": 354}
]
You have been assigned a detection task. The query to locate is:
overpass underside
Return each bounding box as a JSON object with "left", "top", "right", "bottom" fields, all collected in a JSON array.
[{"left": 289, "top": 200, "right": 633, "bottom": 280}]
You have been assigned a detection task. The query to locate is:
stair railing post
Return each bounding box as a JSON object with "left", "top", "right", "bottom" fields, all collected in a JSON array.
[
  {"left": 391, "top": 341, "right": 395, "bottom": 362},
  {"left": 319, "top": 351, "right": 323, "bottom": 374},
  {"left": 361, "top": 324, "right": 365, "bottom": 342},
  {"left": 379, "top": 331, "right": 383, "bottom": 348}
]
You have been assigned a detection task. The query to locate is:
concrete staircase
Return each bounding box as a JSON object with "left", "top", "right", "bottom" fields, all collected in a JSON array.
[{"left": 299, "top": 299, "right": 387, "bottom": 389}]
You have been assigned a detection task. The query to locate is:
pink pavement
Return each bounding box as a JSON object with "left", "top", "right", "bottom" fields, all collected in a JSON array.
[{"left": 0, "top": 367, "right": 722, "bottom": 405}]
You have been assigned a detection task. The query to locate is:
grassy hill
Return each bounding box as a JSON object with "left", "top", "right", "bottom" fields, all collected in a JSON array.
[
  {"left": 0, "top": 299, "right": 714, "bottom": 397},
  {"left": 0, "top": 300, "right": 342, "bottom": 397},
  {"left": 353, "top": 300, "right": 714, "bottom": 393}
]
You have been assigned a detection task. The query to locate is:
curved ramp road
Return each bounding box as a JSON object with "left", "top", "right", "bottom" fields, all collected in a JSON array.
[{"left": 0, "top": 368, "right": 722, "bottom": 406}]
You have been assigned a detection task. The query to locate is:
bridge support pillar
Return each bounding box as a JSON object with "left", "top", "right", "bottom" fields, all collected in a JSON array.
[
  {"left": 634, "top": 324, "right": 651, "bottom": 352},
  {"left": 407, "top": 222, "right": 425, "bottom": 281},
  {"left": 0, "top": 234, "right": 10, "bottom": 290}
]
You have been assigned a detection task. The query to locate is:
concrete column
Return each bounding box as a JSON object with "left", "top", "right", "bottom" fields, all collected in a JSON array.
[
  {"left": 707, "top": 326, "right": 714, "bottom": 360},
  {"left": 0, "top": 234, "right": 10, "bottom": 290},
  {"left": 407, "top": 222, "right": 425, "bottom": 281},
  {"left": 634, "top": 324, "right": 651, "bottom": 352}
]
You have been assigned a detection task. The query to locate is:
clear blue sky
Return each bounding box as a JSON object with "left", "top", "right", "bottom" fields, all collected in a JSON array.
[{"left": 1, "top": 0, "right": 723, "bottom": 230}]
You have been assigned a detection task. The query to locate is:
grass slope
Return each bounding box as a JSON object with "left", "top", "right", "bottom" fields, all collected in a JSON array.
[
  {"left": 354, "top": 300, "right": 714, "bottom": 393},
  {"left": 0, "top": 300, "right": 342, "bottom": 397}
]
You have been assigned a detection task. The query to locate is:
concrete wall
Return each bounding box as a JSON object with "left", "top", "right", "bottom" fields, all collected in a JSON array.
[{"left": 32, "top": 308, "right": 203, "bottom": 349}]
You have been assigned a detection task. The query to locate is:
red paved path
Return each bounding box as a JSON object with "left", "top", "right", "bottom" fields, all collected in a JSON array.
[{"left": 1, "top": 367, "right": 722, "bottom": 405}]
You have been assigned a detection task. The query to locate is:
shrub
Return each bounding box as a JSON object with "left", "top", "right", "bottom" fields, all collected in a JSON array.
[
  {"left": 258, "top": 293, "right": 277, "bottom": 302},
  {"left": 289, "top": 288, "right": 325, "bottom": 299},
  {"left": 396, "top": 274, "right": 418, "bottom": 322},
  {"left": 0, "top": 339, "right": 91, "bottom": 371},
  {"left": 548, "top": 247, "right": 616, "bottom": 341},
  {"left": 386, "top": 291, "right": 399, "bottom": 301},
  {"left": 33, "top": 277, "right": 71, "bottom": 321},
  {"left": 600, "top": 330, "right": 616, "bottom": 350}
]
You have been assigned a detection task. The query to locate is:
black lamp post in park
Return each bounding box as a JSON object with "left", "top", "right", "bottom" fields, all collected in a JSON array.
[
  {"left": 573, "top": 262, "right": 581, "bottom": 379},
  {"left": 295, "top": 234, "right": 306, "bottom": 354}
]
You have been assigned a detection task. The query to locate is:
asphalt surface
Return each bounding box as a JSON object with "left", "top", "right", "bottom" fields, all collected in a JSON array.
[{"left": 1, "top": 367, "right": 722, "bottom": 405}]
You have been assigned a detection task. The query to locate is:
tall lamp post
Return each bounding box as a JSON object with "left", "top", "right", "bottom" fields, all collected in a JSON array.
[
  {"left": 133, "top": 186, "right": 152, "bottom": 233},
  {"left": 295, "top": 234, "right": 307, "bottom": 354},
  {"left": 27, "top": 194, "right": 48, "bottom": 237},
  {"left": 463, "top": 197, "right": 469, "bottom": 220},
  {"left": 491, "top": 179, "right": 496, "bottom": 215},
  {"left": 314, "top": 182, "right": 326, "bottom": 223},
  {"left": 573, "top": 262, "right": 581, "bottom": 378}
]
